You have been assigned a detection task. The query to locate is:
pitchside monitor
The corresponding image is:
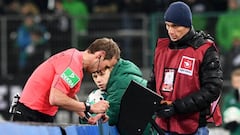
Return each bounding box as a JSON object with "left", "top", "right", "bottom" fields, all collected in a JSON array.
[{"left": 117, "top": 80, "right": 163, "bottom": 135}]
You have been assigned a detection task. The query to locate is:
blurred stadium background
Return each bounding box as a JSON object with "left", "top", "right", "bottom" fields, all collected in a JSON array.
[{"left": 0, "top": 0, "right": 237, "bottom": 134}]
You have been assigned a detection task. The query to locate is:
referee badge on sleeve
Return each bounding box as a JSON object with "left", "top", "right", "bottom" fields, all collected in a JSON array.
[{"left": 61, "top": 67, "right": 80, "bottom": 88}]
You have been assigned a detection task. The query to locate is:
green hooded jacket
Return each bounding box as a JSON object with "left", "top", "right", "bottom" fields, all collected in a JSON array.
[{"left": 105, "top": 58, "right": 147, "bottom": 125}]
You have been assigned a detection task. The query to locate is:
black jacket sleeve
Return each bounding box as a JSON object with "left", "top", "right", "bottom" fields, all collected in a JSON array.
[{"left": 173, "top": 46, "right": 223, "bottom": 114}]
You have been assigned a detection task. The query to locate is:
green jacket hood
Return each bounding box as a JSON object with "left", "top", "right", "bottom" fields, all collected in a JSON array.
[{"left": 107, "top": 58, "right": 145, "bottom": 88}]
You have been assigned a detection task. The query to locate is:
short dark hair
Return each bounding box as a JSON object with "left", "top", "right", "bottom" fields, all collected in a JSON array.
[{"left": 87, "top": 37, "right": 121, "bottom": 60}]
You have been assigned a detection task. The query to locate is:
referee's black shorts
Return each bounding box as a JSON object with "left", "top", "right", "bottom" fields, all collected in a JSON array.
[{"left": 12, "top": 102, "right": 54, "bottom": 123}]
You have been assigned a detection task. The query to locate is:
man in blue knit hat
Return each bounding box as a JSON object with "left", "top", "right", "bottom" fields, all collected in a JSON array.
[{"left": 147, "top": 1, "right": 223, "bottom": 135}]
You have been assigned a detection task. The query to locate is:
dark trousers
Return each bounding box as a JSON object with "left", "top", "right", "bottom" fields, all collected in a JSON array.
[{"left": 12, "top": 102, "right": 54, "bottom": 123}]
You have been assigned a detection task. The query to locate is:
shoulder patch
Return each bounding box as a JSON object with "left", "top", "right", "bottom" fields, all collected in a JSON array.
[{"left": 61, "top": 67, "right": 80, "bottom": 88}]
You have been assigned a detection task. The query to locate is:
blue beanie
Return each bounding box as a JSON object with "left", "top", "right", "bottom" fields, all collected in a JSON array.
[{"left": 164, "top": 1, "right": 192, "bottom": 27}]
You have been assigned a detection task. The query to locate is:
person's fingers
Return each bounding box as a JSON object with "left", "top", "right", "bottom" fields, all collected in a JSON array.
[
  {"left": 88, "top": 118, "right": 97, "bottom": 125},
  {"left": 102, "top": 114, "right": 109, "bottom": 123},
  {"left": 88, "top": 114, "right": 103, "bottom": 124},
  {"left": 92, "top": 100, "right": 110, "bottom": 113}
]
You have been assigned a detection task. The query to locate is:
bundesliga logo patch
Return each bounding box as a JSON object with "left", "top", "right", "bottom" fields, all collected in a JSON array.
[
  {"left": 178, "top": 56, "right": 195, "bottom": 76},
  {"left": 61, "top": 67, "right": 80, "bottom": 88}
]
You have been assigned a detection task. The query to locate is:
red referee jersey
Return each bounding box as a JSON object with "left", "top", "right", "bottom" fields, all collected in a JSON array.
[{"left": 19, "top": 48, "right": 83, "bottom": 116}]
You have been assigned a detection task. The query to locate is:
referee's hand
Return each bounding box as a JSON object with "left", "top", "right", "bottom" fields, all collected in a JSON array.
[
  {"left": 91, "top": 100, "right": 109, "bottom": 113},
  {"left": 88, "top": 113, "right": 109, "bottom": 125}
]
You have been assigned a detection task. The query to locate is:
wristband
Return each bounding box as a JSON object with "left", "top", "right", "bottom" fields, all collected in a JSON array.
[{"left": 84, "top": 102, "right": 91, "bottom": 112}]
